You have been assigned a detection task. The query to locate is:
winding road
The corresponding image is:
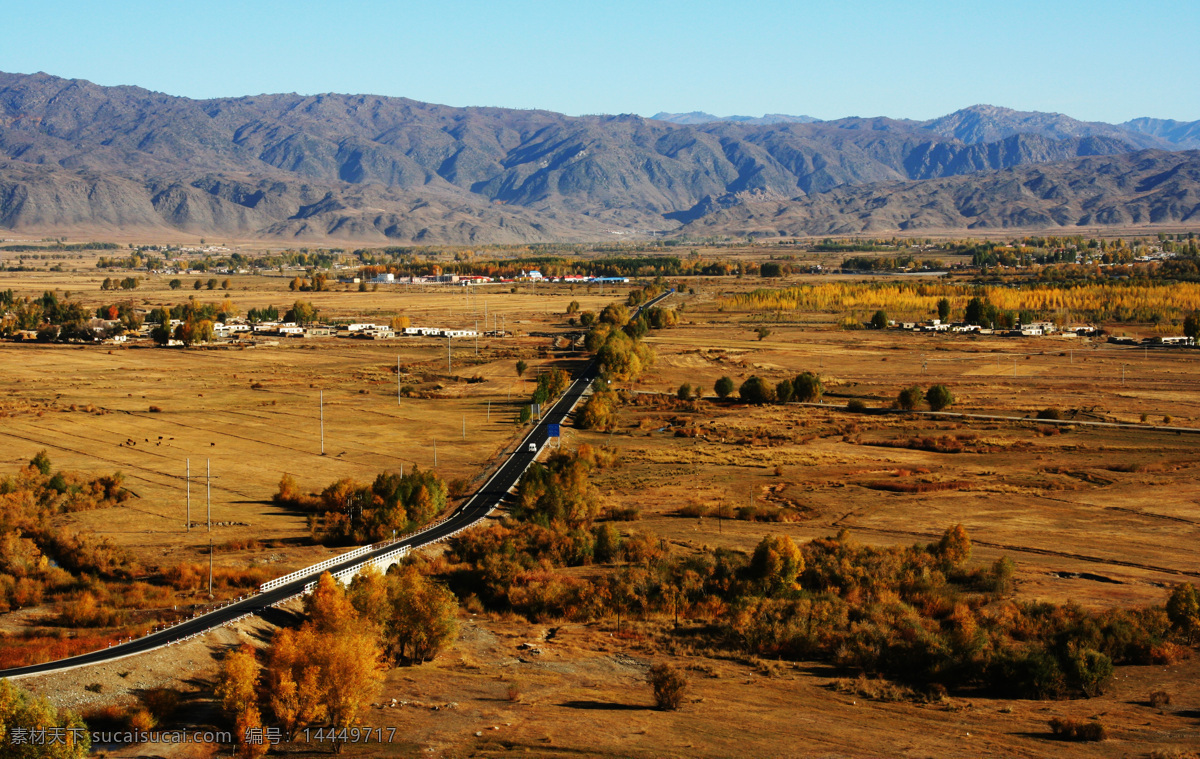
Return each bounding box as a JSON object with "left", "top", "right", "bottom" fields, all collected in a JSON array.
[{"left": 0, "top": 289, "right": 674, "bottom": 680}]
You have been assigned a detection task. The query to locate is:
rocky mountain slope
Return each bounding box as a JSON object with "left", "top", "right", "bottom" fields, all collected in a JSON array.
[
  {"left": 677, "top": 150, "right": 1200, "bottom": 236},
  {"left": 0, "top": 71, "right": 1196, "bottom": 242}
]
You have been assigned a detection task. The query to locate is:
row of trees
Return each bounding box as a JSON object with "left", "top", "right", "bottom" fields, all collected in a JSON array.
[
  {"left": 99, "top": 277, "right": 139, "bottom": 291},
  {"left": 168, "top": 278, "right": 231, "bottom": 291},
  {"left": 289, "top": 274, "right": 329, "bottom": 292},
  {"left": 897, "top": 384, "right": 955, "bottom": 411},
  {"left": 722, "top": 280, "right": 1200, "bottom": 327},
  {"left": 708, "top": 372, "right": 823, "bottom": 405}
]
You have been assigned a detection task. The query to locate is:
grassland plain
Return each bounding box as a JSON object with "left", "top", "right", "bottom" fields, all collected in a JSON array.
[{"left": 5, "top": 256, "right": 1200, "bottom": 757}]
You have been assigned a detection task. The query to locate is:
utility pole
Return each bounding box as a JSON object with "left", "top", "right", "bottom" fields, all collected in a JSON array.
[
  {"left": 397, "top": 356, "right": 401, "bottom": 405},
  {"left": 186, "top": 459, "right": 190, "bottom": 532},
  {"left": 320, "top": 390, "right": 325, "bottom": 455},
  {"left": 475, "top": 321, "right": 478, "bottom": 356},
  {"left": 447, "top": 334, "right": 452, "bottom": 373},
  {"left": 208, "top": 535, "right": 213, "bottom": 599},
  {"left": 433, "top": 440, "right": 438, "bottom": 467},
  {"left": 206, "top": 459, "right": 211, "bottom": 532}
]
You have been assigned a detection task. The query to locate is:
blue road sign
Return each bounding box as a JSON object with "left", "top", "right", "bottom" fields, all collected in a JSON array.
[{"left": 547, "top": 423, "right": 561, "bottom": 438}]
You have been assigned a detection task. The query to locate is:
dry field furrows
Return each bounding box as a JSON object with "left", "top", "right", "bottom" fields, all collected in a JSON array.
[
  {"left": 584, "top": 394, "right": 1200, "bottom": 610},
  {"left": 0, "top": 336, "right": 584, "bottom": 574}
]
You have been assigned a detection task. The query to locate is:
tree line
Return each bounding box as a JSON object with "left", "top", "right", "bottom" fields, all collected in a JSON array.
[{"left": 722, "top": 280, "right": 1200, "bottom": 327}]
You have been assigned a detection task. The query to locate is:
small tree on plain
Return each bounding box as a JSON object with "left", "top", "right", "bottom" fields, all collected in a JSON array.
[
  {"left": 926, "top": 384, "right": 954, "bottom": 412},
  {"left": 934, "top": 523, "right": 971, "bottom": 568},
  {"left": 738, "top": 376, "right": 775, "bottom": 405},
  {"left": 516, "top": 360, "right": 528, "bottom": 378},
  {"left": 775, "top": 379, "right": 794, "bottom": 404},
  {"left": 648, "top": 663, "right": 688, "bottom": 710},
  {"left": 755, "top": 326, "right": 772, "bottom": 341},
  {"left": 896, "top": 385, "right": 923, "bottom": 410},
  {"left": 1184, "top": 312, "right": 1200, "bottom": 342},
  {"left": 714, "top": 376, "right": 734, "bottom": 399},
  {"left": 870, "top": 310, "right": 888, "bottom": 330},
  {"left": 30, "top": 450, "right": 52, "bottom": 476},
  {"left": 677, "top": 382, "right": 692, "bottom": 401},
  {"left": 937, "top": 298, "right": 951, "bottom": 322},
  {"left": 1167, "top": 582, "right": 1200, "bottom": 643},
  {"left": 792, "top": 372, "right": 822, "bottom": 403}
]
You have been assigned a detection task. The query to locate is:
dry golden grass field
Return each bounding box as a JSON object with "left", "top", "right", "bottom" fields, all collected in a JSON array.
[{"left": 5, "top": 251, "right": 1200, "bottom": 757}]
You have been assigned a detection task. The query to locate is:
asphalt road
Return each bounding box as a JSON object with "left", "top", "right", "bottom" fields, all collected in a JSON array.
[{"left": 1, "top": 289, "right": 674, "bottom": 680}]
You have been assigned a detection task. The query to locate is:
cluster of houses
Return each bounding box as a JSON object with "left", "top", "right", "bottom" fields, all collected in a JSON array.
[
  {"left": 894, "top": 319, "right": 1098, "bottom": 338},
  {"left": 340, "top": 270, "right": 631, "bottom": 286},
  {"left": 209, "top": 320, "right": 490, "bottom": 342},
  {"left": 4, "top": 319, "right": 496, "bottom": 346},
  {"left": 893, "top": 318, "right": 1196, "bottom": 346}
]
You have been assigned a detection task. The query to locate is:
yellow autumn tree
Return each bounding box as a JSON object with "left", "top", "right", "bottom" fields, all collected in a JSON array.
[
  {"left": 266, "top": 627, "right": 327, "bottom": 741},
  {"left": 216, "top": 644, "right": 260, "bottom": 717}
]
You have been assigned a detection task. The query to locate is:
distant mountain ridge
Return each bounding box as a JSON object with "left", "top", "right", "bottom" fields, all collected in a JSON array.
[
  {"left": 0, "top": 71, "right": 1197, "bottom": 242},
  {"left": 1121, "top": 118, "right": 1200, "bottom": 150},
  {"left": 651, "top": 112, "right": 822, "bottom": 126},
  {"left": 677, "top": 150, "right": 1200, "bottom": 236}
]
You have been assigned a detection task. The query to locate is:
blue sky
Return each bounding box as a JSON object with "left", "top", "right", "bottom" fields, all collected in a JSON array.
[{"left": 3, "top": 0, "right": 1197, "bottom": 122}]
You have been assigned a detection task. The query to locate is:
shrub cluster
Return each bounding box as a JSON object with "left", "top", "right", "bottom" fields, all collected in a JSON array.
[{"left": 274, "top": 467, "right": 447, "bottom": 545}]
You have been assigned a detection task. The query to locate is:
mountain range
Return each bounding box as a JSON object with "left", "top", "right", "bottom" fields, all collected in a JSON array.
[{"left": 0, "top": 71, "right": 1197, "bottom": 243}]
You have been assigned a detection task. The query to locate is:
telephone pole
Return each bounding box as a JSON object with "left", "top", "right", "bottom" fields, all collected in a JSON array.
[
  {"left": 447, "top": 335, "right": 452, "bottom": 372},
  {"left": 206, "top": 459, "right": 211, "bottom": 532},
  {"left": 433, "top": 440, "right": 438, "bottom": 467},
  {"left": 186, "top": 459, "right": 190, "bottom": 532},
  {"left": 320, "top": 390, "right": 325, "bottom": 455}
]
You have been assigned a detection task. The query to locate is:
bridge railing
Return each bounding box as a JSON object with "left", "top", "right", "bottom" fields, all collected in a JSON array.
[{"left": 258, "top": 538, "right": 399, "bottom": 592}]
